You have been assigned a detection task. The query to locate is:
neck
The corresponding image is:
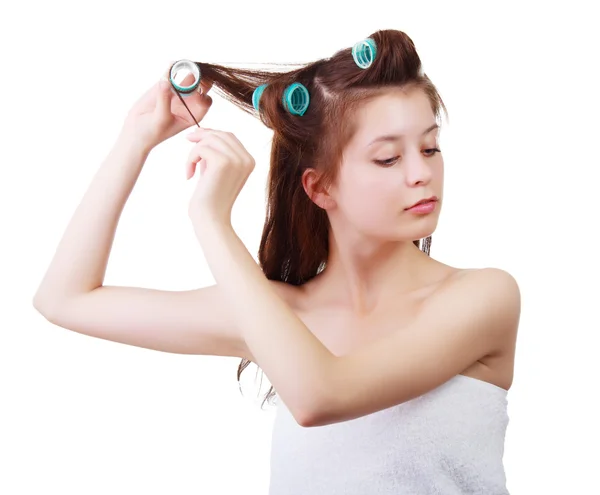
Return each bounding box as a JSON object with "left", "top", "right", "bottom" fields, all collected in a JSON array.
[{"left": 306, "top": 228, "right": 433, "bottom": 317}]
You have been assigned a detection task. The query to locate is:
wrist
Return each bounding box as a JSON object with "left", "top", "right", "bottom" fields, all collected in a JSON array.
[
  {"left": 192, "top": 215, "right": 233, "bottom": 241},
  {"left": 116, "top": 124, "right": 155, "bottom": 157}
]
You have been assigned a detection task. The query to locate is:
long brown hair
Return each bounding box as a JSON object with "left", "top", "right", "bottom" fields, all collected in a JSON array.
[{"left": 192, "top": 29, "right": 448, "bottom": 408}]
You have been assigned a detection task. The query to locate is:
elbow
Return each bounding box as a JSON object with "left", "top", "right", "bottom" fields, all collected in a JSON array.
[
  {"left": 284, "top": 397, "right": 319, "bottom": 428},
  {"left": 298, "top": 412, "right": 320, "bottom": 428},
  {"left": 296, "top": 408, "right": 319, "bottom": 428},
  {"left": 298, "top": 403, "right": 334, "bottom": 428},
  {"left": 285, "top": 390, "right": 327, "bottom": 428},
  {"left": 295, "top": 385, "right": 333, "bottom": 428},
  {"left": 32, "top": 294, "right": 48, "bottom": 315},
  {"left": 298, "top": 374, "right": 350, "bottom": 427},
  {"left": 32, "top": 294, "right": 60, "bottom": 322},
  {"left": 297, "top": 362, "right": 342, "bottom": 427}
]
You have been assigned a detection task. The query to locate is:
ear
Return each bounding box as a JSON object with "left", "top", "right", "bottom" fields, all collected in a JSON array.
[{"left": 301, "top": 168, "right": 336, "bottom": 210}]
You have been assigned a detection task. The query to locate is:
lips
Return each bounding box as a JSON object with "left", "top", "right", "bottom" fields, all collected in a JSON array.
[{"left": 406, "top": 196, "right": 438, "bottom": 209}]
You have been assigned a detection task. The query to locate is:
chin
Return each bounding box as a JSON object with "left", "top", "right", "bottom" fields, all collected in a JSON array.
[{"left": 400, "top": 219, "right": 438, "bottom": 241}]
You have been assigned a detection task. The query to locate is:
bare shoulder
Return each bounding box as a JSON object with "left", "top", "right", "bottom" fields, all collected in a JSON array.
[
  {"left": 269, "top": 267, "right": 520, "bottom": 321},
  {"left": 441, "top": 266, "right": 521, "bottom": 356},
  {"left": 435, "top": 266, "right": 518, "bottom": 296},
  {"left": 437, "top": 267, "right": 521, "bottom": 323},
  {"left": 445, "top": 266, "right": 517, "bottom": 283}
]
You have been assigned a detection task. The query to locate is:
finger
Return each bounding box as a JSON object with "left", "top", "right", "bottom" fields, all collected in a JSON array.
[
  {"left": 206, "top": 131, "right": 255, "bottom": 170},
  {"left": 210, "top": 132, "right": 250, "bottom": 166},
  {"left": 185, "top": 140, "right": 232, "bottom": 180},
  {"left": 155, "top": 61, "right": 179, "bottom": 114},
  {"left": 186, "top": 130, "right": 254, "bottom": 176},
  {"left": 185, "top": 142, "right": 226, "bottom": 180},
  {"left": 189, "top": 130, "right": 247, "bottom": 167},
  {"left": 186, "top": 156, "right": 208, "bottom": 180},
  {"left": 183, "top": 84, "right": 212, "bottom": 111},
  {"left": 188, "top": 133, "right": 241, "bottom": 168},
  {"left": 161, "top": 61, "right": 177, "bottom": 88},
  {"left": 155, "top": 76, "right": 173, "bottom": 116},
  {"left": 179, "top": 71, "right": 197, "bottom": 89},
  {"left": 186, "top": 128, "right": 238, "bottom": 151},
  {"left": 186, "top": 155, "right": 198, "bottom": 180},
  {"left": 164, "top": 75, "right": 210, "bottom": 122},
  {"left": 186, "top": 144, "right": 213, "bottom": 180},
  {"left": 185, "top": 127, "right": 210, "bottom": 141},
  {"left": 187, "top": 127, "right": 229, "bottom": 141},
  {"left": 220, "top": 130, "right": 246, "bottom": 151},
  {"left": 199, "top": 78, "right": 213, "bottom": 95}
]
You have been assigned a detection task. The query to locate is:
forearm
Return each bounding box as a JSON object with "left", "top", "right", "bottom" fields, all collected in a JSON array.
[
  {"left": 33, "top": 131, "right": 151, "bottom": 311},
  {"left": 194, "top": 221, "right": 335, "bottom": 419}
]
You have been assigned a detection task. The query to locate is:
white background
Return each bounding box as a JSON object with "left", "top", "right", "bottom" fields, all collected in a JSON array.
[{"left": 2, "top": 1, "right": 599, "bottom": 493}]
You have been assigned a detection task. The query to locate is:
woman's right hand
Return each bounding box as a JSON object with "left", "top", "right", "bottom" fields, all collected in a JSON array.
[{"left": 120, "top": 62, "right": 213, "bottom": 152}]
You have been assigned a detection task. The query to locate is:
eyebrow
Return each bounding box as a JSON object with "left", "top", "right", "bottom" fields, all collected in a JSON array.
[{"left": 367, "top": 123, "right": 440, "bottom": 147}]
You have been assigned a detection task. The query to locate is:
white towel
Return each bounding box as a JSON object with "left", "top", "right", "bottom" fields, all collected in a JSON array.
[{"left": 268, "top": 374, "right": 510, "bottom": 495}]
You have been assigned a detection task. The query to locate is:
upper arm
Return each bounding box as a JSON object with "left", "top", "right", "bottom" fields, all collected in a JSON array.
[
  {"left": 308, "top": 268, "right": 521, "bottom": 427},
  {"left": 34, "top": 283, "right": 258, "bottom": 360}
]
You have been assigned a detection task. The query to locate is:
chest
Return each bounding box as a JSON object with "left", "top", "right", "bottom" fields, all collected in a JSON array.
[
  {"left": 293, "top": 299, "right": 424, "bottom": 358},
  {"left": 286, "top": 289, "right": 510, "bottom": 389}
]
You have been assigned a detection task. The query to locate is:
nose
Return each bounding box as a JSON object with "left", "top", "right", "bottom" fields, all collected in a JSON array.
[{"left": 404, "top": 152, "right": 433, "bottom": 186}]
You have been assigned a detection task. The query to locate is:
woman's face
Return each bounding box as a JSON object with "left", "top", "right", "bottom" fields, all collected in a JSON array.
[{"left": 329, "top": 87, "right": 444, "bottom": 242}]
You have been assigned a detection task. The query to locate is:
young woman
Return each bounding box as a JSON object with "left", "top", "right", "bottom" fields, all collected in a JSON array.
[{"left": 33, "top": 29, "right": 520, "bottom": 494}]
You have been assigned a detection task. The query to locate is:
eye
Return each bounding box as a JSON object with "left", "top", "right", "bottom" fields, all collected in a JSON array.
[
  {"left": 373, "top": 148, "right": 442, "bottom": 167},
  {"left": 424, "top": 147, "right": 442, "bottom": 157},
  {"left": 374, "top": 156, "right": 400, "bottom": 167}
]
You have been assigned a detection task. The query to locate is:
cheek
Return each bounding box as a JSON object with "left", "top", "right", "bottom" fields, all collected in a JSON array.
[
  {"left": 434, "top": 159, "right": 444, "bottom": 182},
  {"left": 341, "top": 176, "right": 397, "bottom": 223}
]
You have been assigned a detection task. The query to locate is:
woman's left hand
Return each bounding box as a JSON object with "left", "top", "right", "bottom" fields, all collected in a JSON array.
[{"left": 184, "top": 127, "right": 255, "bottom": 228}]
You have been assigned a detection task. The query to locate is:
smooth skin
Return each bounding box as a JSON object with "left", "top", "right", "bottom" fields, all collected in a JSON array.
[
  {"left": 183, "top": 92, "right": 520, "bottom": 427},
  {"left": 34, "top": 73, "right": 520, "bottom": 428},
  {"left": 32, "top": 64, "right": 260, "bottom": 359}
]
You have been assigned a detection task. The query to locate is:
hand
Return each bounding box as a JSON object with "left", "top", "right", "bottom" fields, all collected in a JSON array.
[
  {"left": 184, "top": 128, "right": 256, "bottom": 228},
  {"left": 120, "top": 62, "right": 213, "bottom": 151}
]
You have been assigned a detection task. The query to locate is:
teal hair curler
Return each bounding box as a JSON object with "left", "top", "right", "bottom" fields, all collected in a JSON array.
[
  {"left": 252, "top": 84, "right": 268, "bottom": 111},
  {"left": 168, "top": 59, "right": 203, "bottom": 127},
  {"left": 352, "top": 38, "right": 377, "bottom": 69},
  {"left": 169, "top": 60, "right": 202, "bottom": 96},
  {"left": 282, "top": 83, "right": 310, "bottom": 116}
]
